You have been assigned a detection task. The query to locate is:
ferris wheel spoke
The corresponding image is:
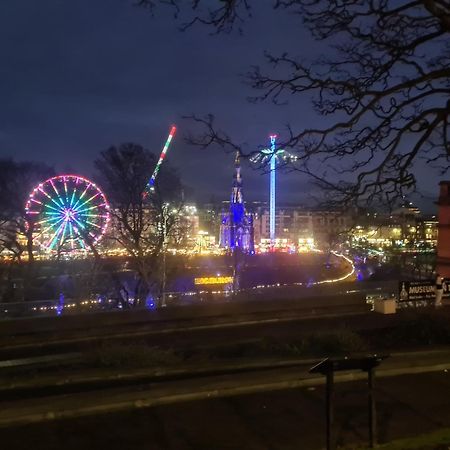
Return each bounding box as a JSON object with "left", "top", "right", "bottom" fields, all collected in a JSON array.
[
  {"left": 76, "top": 203, "right": 104, "bottom": 215},
  {"left": 73, "top": 192, "right": 101, "bottom": 213},
  {"left": 38, "top": 211, "right": 64, "bottom": 222},
  {"left": 49, "top": 179, "right": 65, "bottom": 207},
  {"left": 58, "top": 219, "right": 70, "bottom": 247},
  {"left": 69, "top": 187, "right": 77, "bottom": 207},
  {"left": 84, "top": 219, "right": 101, "bottom": 229},
  {"left": 41, "top": 209, "right": 64, "bottom": 217},
  {"left": 39, "top": 186, "right": 64, "bottom": 210},
  {"left": 75, "top": 203, "right": 98, "bottom": 215},
  {"left": 69, "top": 222, "right": 76, "bottom": 250},
  {"left": 72, "top": 216, "right": 90, "bottom": 234},
  {"left": 67, "top": 220, "right": 75, "bottom": 249},
  {"left": 42, "top": 203, "right": 62, "bottom": 213},
  {"left": 42, "top": 212, "right": 64, "bottom": 219},
  {"left": 63, "top": 179, "right": 69, "bottom": 203},
  {"left": 72, "top": 224, "right": 86, "bottom": 249},
  {"left": 71, "top": 184, "right": 91, "bottom": 210},
  {"left": 37, "top": 215, "right": 65, "bottom": 228},
  {"left": 46, "top": 219, "right": 67, "bottom": 250},
  {"left": 72, "top": 217, "right": 90, "bottom": 240},
  {"left": 73, "top": 218, "right": 98, "bottom": 245},
  {"left": 37, "top": 220, "right": 64, "bottom": 236},
  {"left": 76, "top": 205, "right": 103, "bottom": 216},
  {"left": 39, "top": 214, "right": 64, "bottom": 236},
  {"left": 77, "top": 212, "right": 102, "bottom": 218},
  {"left": 78, "top": 237, "right": 86, "bottom": 249}
]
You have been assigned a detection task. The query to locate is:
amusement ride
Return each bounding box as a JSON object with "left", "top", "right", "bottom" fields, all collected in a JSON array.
[
  {"left": 251, "top": 134, "right": 297, "bottom": 247},
  {"left": 25, "top": 125, "right": 177, "bottom": 255},
  {"left": 144, "top": 125, "right": 177, "bottom": 196},
  {"left": 25, "top": 175, "right": 110, "bottom": 252}
]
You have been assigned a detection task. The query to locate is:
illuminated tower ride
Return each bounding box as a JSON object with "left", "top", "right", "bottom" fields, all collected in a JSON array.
[
  {"left": 251, "top": 135, "right": 283, "bottom": 247},
  {"left": 268, "top": 135, "right": 279, "bottom": 245},
  {"left": 251, "top": 135, "right": 297, "bottom": 248},
  {"left": 145, "top": 125, "right": 177, "bottom": 195},
  {"left": 142, "top": 125, "right": 177, "bottom": 307}
]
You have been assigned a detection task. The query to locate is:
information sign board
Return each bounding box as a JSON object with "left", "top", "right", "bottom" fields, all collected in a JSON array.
[{"left": 398, "top": 279, "right": 450, "bottom": 303}]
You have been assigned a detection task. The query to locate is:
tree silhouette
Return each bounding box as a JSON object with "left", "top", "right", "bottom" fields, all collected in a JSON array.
[
  {"left": 0, "top": 159, "right": 54, "bottom": 262},
  {"left": 139, "top": 0, "right": 450, "bottom": 208},
  {"left": 136, "top": 0, "right": 251, "bottom": 33},
  {"left": 95, "top": 143, "right": 183, "bottom": 306}
]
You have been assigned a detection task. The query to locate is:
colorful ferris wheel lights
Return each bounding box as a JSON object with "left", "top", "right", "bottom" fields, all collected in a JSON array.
[{"left": 25, "top": 174, "right": 110, "bottom": 252}]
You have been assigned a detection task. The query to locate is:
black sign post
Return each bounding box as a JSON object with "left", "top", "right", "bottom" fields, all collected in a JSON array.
[
  {"left": 309, "top": 355, "right": 389, "bottom": 450},
  {"left": 325, "top": 368, "right": 333, "bottom": 450},
  {"left": 368, "top": 365, "right": 376, "bottom": 448}
]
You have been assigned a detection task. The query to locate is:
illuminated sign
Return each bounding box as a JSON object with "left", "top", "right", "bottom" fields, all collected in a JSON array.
[
  {"left": 194, "top": 276, "right": 233, "bottom": 285},
  {"left": 398, "top": 280, "right": 450, "bottom": 303}
]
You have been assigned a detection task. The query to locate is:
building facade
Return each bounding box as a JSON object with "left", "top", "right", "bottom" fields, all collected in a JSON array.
[
  {"left": 437, "top": 181, "right": 450, "bottom": 277},
  {"left": 251, "top": 206, "right": 351, "bottom": 249}
]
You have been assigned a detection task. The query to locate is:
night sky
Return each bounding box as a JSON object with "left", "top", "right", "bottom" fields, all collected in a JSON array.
[{"left": 0, "top": 1, "right": 441, "bottom": 210}]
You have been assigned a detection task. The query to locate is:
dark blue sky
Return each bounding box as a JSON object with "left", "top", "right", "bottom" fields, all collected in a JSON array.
[{"left": 0, "top": 0, "right": 441, "bottom": 209}]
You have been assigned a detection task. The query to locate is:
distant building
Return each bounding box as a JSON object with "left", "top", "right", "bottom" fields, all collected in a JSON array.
[
  {"left": 437, "top": 181, "right": 450, "bottom": 277},
  {"left": 219, "top": 153, "right": 254, "bottom": 253},
  {"left": 167, "top": 204, "right": 199, "bottom": 250},
  {"left": 351, "top": 199, "right": 438, "bottom": 249},
  {"left": 252, "top": 206, "right": 351, "bottom": 249},
  {"left": 197, "top": 203, "right": 221, "bottom": 237},
  {"left": 252, "top": 208, "right": 313, "bottom": 244},
  {"left": 421, "top": 216, "right": 438, "bottom": 246}
]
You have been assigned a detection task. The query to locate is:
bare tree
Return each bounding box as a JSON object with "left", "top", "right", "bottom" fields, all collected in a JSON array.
[
  {"left": 95, "top": 143, "right": 184, "bottom": 307},
  {"left": 138, "top": 0, "right": 450, "bottom": 208},
  {"left": 136, "top": 0, "right": 251, "bottom": 32},
  {"left": 0, "top": 159, "right": 55, "bottom": 302},
  {"left": 0, "top": 159, "right": 54, "bottom": 262}
]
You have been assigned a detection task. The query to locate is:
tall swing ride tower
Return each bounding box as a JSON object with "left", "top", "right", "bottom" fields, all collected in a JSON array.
[{"left": 251, "top": 134, "right": 292, "bottom": 248}]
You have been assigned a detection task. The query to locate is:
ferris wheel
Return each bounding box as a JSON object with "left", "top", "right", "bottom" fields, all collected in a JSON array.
[{"left": 25, "top": 175, "right": 110, "bottom": 252}]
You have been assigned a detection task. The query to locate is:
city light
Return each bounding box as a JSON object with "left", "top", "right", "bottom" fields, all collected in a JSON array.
[{"left": 194, "top": 276, "right": 234, "bottom": 285}]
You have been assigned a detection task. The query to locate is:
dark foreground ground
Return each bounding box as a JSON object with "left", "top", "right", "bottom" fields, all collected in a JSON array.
[{"left": 1, "top": 371, "right": 449, "bottom": 450}]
